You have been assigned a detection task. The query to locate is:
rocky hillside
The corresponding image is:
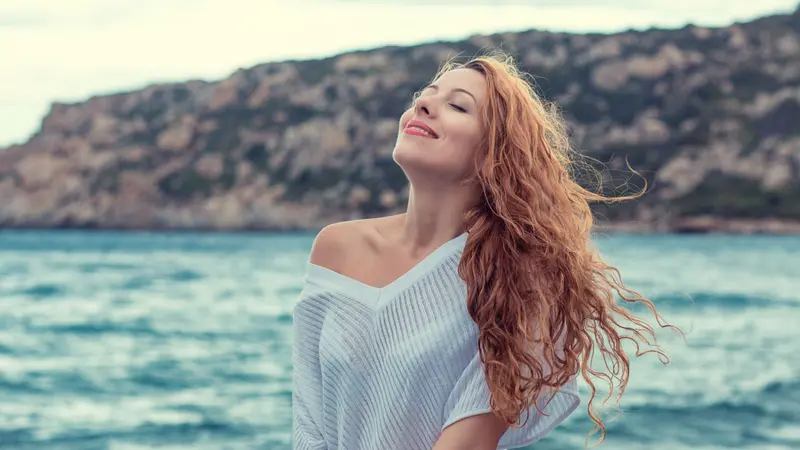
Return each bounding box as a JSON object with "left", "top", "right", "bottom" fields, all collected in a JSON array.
[{"left": 1, "top": 8, "right": 799, "bottom": 233}]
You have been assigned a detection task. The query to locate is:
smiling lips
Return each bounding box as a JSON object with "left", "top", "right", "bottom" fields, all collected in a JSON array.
[{"left": 404, "top": 120, "right": 439, "bottom": 139}]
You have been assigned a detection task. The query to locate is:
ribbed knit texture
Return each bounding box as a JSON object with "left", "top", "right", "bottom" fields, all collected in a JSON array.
[{"left": 292, "top": 232, "right": 580, "bottom": 450}]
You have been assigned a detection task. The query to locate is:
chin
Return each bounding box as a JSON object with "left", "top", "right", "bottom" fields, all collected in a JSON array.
[
  {"left": 393, "top": 144, "right": 459, "bottom": 183},
  {"left": 392, "top": 140, "right": 428, "bottom": 168}
]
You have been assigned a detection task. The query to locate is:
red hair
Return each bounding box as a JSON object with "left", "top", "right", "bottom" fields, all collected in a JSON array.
[{"left": 437, "top": 51, "right": 683, "bottom": 445}]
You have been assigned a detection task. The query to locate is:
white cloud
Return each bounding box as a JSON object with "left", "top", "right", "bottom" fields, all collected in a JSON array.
[{"left": 0, "top": 0, "right": 797, "bottom": 147}]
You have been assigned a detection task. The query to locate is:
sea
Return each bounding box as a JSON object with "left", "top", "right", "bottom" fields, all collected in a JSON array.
[{"left": 0, "top": 230, "right": 798, "bottom": 450}]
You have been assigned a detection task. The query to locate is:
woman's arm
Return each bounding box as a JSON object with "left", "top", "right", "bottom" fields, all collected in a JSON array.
[{"left": 432, "top": 412, "right": 509, "bottom": 450}]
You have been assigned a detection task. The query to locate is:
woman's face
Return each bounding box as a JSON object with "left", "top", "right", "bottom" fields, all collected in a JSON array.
[{"left": 393, "top": 68, "right": 486, "bottom": 183}]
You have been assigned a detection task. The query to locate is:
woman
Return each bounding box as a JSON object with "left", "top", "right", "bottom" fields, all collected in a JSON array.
[{"left": 292, "top": 51, "right": 677, "bottom": 450}]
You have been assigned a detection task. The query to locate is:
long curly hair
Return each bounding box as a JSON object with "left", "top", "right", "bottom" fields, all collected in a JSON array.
[{"left": 435, "top": 51, "right": 683, "bottom": 445}]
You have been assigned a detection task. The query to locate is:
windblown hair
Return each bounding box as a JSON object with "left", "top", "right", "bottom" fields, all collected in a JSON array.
[{"left": 436, "top": 51, "right": 683, "bottom": 445}]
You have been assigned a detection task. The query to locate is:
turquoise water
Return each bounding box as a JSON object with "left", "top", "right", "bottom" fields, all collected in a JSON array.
[{"left": 0, "top": 230, "right": 798, "bottom": 449}]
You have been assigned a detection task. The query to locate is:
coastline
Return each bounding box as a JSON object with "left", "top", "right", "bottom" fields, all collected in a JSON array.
[
  {"left": 2, "top": 217, "right": 800, "bottom": 235},
  {"left": 2, "top": 12, "right": 799, "bottom": 238},
  {"left": 594, "top": 217, "right": 800, "bottom": 235}
]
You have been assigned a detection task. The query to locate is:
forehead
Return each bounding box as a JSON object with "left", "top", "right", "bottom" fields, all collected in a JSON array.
[{"left": 432, "top": 68, "right": 486, "bottom": 103}]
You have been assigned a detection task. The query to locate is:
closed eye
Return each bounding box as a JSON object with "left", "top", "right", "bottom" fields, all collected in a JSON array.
[{"left": 450, "top": 103, "right": 466, "bottom": 112}]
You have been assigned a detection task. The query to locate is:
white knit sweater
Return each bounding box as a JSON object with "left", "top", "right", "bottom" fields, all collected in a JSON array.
[{"left": 292, "top": 232, "right": 580, "bottom": 449}]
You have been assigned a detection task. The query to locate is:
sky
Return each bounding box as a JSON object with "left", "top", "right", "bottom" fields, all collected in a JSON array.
[{"left": 1, "top": 0, "right": 798, "bottom": 148}]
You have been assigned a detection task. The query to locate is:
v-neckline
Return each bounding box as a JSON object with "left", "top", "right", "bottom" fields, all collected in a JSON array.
[{"left": 306, "top": 232, "right": 468, "bottom": 307}]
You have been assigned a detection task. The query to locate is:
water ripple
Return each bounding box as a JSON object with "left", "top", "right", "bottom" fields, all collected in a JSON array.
[{"left": 0, "top": 230, "right": 796, "bottom": 450}]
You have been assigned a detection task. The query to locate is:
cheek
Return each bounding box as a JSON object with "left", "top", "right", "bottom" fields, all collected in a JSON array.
[
  {"left": 446, "top": 125, "right": 482, "bottom": 173},
  {"left": 398, "top": 108, "right": 413, "bottom": 130},
  {"left": 447, "top": 122, "right": 482, "bottom": 154}
]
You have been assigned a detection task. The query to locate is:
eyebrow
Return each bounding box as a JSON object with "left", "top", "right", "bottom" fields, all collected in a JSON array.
[{"left": 422, "top": 84, "right": 477, "bottom": 104}]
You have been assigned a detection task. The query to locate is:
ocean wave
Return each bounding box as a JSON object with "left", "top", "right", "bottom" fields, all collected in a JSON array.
[
  {"left": 0, "top": 371, "right": 105, "bottom": 396},
  {"left": 23, "top": 318, "right": 286, "bottom": 341},
  {"left": 0, "top": 418, "right": 259, "bottom": 450},
  {"left": 115, "top": 269, "right": 205, "bottom": 290},
  {"left": 0, "top": 231, "right": 796, "bottom": 450},
  {"left": 0, "top": 376, "right": 49, "bottom": 394},
  {"left": 76, "top": 262, "right": 141, "bottom": 273},
  {"left": 31, "top": 319, "right": 158, "bottom": 337},
  {"left": 601, "top": 378, "right": 800, "bottom": 447},
  {"left": 12, "top": 283, "right": 66, "bottom": 299},
  {"left": 647, "top": 291, "right": 798, "bottom": 310}
]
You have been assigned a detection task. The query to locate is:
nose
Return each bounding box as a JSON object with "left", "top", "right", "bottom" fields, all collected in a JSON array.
[{"left": 414, "top": 94, "right": 436, "bottom": 118}]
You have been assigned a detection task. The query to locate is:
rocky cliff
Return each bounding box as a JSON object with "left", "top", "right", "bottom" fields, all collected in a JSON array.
[{"left": 2, "top": 8, "right": 799, "bottom": 233}]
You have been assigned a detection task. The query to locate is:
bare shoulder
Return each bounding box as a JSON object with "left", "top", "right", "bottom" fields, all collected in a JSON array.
[
  {"left": 308, "top": 217, "right": 387, "bottom": 271},
  {"left": 310, "top": 214, "right": 404, "bottom": 273},
  {"left": 309, "top": 222, "right": 355, "bottom": 270}
]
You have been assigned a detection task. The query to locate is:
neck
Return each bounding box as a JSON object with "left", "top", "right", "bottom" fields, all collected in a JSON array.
[{"left": 395, "top": 180, "right": 478, "bottom": 251}]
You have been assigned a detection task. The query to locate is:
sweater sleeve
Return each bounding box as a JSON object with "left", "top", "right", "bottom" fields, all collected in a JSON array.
[
  {"left": 291, "top": 285, "right": 328, "bottom": 450},
  {"left": 440, "top": 350, "right": 580, "bottom": 449}
]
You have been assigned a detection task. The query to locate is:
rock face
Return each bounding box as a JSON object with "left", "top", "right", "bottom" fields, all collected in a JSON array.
[{"left": 1, "top": 8, "right": 800, "bottom": 233}]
